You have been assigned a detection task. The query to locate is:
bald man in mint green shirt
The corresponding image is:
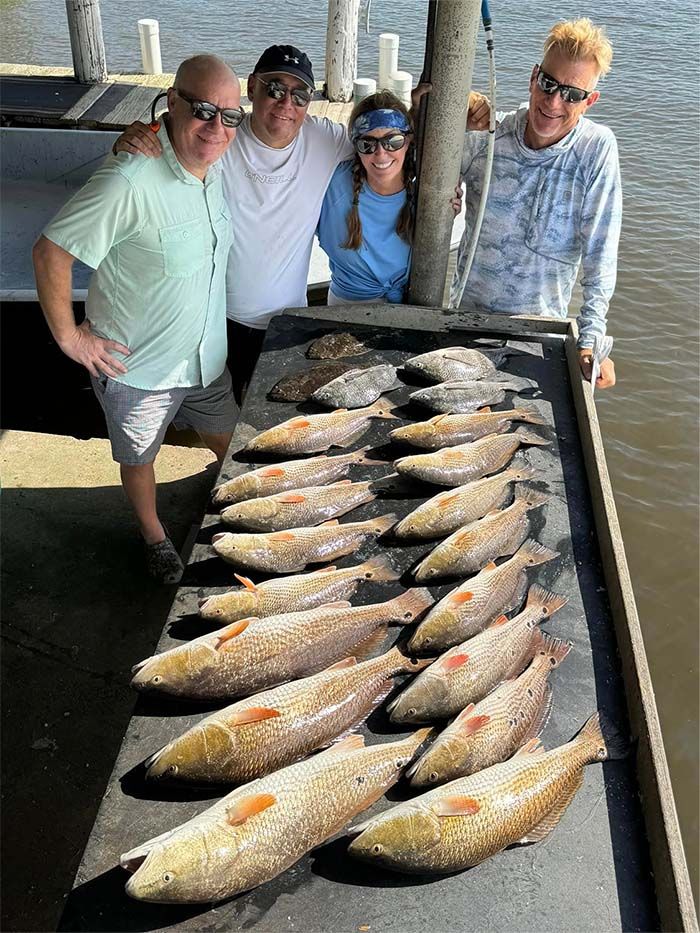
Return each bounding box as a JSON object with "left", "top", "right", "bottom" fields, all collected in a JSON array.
[{"left": 33, "top": 55, "right": 242, "bottom": 583}]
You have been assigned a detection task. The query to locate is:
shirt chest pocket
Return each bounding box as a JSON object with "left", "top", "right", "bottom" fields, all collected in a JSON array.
[
  {"left": 159, "top": 219, "right": 207, "bottom": 278},
  {"left": 525, "top": 170, "right": 584, "bottom": 266}
]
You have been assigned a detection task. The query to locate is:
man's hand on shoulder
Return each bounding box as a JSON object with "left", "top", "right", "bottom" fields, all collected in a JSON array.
[
  {"left": 113, "top": 121, "right": 162, "bottom": 158},
  {"left": 467, "top": 91, "right": 491, "bottom": 131},
  {"left": 59, "top": 320, "right": 131, "bottom": 378},
  {"left": 578, "top": 349, "right": 616, "bottom": 389}
]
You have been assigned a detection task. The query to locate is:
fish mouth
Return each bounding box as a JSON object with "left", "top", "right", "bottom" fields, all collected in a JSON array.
[{"left": 120, "top": 851, "right": 149, "bottom": 874}]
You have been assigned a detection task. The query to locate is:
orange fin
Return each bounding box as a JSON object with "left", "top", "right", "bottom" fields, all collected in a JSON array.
[
  {"left": 330, "top": 479, "right": 353, "bottom": 486},
  {"left": 437, "top": 653, "right": 469, "bottom": 673},
  {"left": 321, "top": 600, "right": 352, "bottom": 609},
  {"left": 332, "top": 407, "right": 348, "bottom": 414},
  {"left": 258, "top": 466, "right": 285, "bottom": 477},
  {"left": 329, "top": 733, "right": 366, "bottom": 753},
  {"left": 276, "top": 493, "right": 306, "bottom": 503},
  {"left": 269, "top": 531, "right": 296, "bottom": 541},
  {"left": 455, "top": 703, "right": 476, "bottom": 721},
  {"left": 433, "top": 795, "right": 481, "bottom": 817},
  {"left": 314, "top": 565, "right": 337, "bottom": 574},
  {"left": 513, "top": 737, "right": 545, "bottom": 757},
  {"left": 225, "top": 792, "right": 276, "bottom": 826},
  {"left": 456, "top": 713, "right": 490, "bottom": 736},
  {"left": 480, "top": 406, "right": 492, "bottom": 413},
  {"left": 326, "top": 657, "right": 358, "bottom": 671},
  {"left": 449, "top": 591, "right": 474, "bottom": 605},
  {"left": 444, "top": 451, "right": 466, "bottom": 462},
  {"left": 229, "top": 707, "right": 280, "bottom": 726},
  {"left": 233, "top": 573, "right": 258, "bottom": 592},
  {"left": 455, "top": 527, "right": 474, "bottom": 544},
  {"left": 320, "top": 519, "right": 340, "bottom": 526},
  {"left": 288, "top": 417, "right": 312, "bottom": 429},
  {"left": 488, "top": 614, "right": 509, "bottom": 629},
  {"left": 215, "top": 618, "right": 252, "bottom": 649},
  {"left": 437, "top": 493, "right": 461, "bottom": 510},
  {"left": 482, "top": 560, "right": 498, "bottom": 571}
]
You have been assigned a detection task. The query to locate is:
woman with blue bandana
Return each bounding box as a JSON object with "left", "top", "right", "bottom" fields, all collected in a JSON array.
[{"left": 317, "top": 91, "right": 416, "bottom": 305}]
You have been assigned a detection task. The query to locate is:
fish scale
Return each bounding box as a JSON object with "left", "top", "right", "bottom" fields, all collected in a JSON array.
[
  {"left": 122, "top": 729, "right": 432, "bottom": 904},
  {"left": 198, "top": 557, "right": 399, "bottom": 625},
  {"left": 395, "top": 464, "right": 537, "bottom": 540},
  {"left": 348, "top": 713, "right": 624, "bottom": 875},
  {"left": 389, "top": 586, "right": 567, "bottom": 722},
  {"left": 220, "top": 479, "right": 378, "bottom": 531},
  {"left": 144, "top": 647, "right": 432, "bottom": 785},
  {"left": 414, "top": 487, "right": 550, "bottom": 580},
  {"left": 408, "top": 635, "right": 572, "bottom": 787},
  {"left": 409, "top": 539, "right": 560, "bottom": 653},
  {"left": 394, "top": 430, "right": 549, "bottom": 486},
  {"left": 131, "top": 588, "right": 433, "bottom": 700},
  {"left": 212, "top": 448, "right": 374, "bottom": 506},
  {"left": 212, "top": 513, "right": 396, "bottom": 573},
  {"left": 390, "top": 408, "right": 546, "bottom": 449}
]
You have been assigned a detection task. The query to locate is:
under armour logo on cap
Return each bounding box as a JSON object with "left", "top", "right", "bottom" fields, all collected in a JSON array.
[{"left": 253, "top": 44, "right": 315, "bottom": 89}]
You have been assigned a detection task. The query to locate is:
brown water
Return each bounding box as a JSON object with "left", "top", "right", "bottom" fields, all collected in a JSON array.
[{"left": 4, "top": 0, "right": 699, "bottom": 903}]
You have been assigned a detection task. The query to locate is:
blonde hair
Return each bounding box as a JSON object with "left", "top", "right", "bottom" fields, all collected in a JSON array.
[{"left": 543, "top": 18, "right": 613, "bottom": 77}]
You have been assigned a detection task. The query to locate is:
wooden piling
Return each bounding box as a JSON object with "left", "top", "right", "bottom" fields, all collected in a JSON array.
[
  {"left": 325, "top": 0, "right": 360, "bottom": 102},
  {"left": 65, "top": 0, "right": 107, "bottom": 84}
]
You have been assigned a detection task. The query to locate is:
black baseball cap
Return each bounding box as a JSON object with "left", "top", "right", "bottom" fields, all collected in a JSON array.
[{"left": 253, "top": 44, "right": 315, "bottom": 89}]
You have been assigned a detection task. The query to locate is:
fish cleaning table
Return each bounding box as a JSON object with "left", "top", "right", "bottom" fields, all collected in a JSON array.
[{"left": 60, "top": 307, "right": 690, "bottom": 932}]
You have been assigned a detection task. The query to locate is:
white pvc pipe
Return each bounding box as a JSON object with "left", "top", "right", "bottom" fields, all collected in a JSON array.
[
  {"left": 378, "top": 33, "right": 399, "bottom": 90},
  {"left": 353, "top": 77, "right": 376, "bottom": 102},
  {"left": 138, "top": 18, "right": 162, "bottom": 75},
  {"left": 389, "top": 70, "right": 412, "bottom": 106}
]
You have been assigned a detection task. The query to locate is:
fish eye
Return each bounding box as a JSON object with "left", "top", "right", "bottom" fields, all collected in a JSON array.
[
  {"left": 404, "top": 611, "right": 414, "bottom": 620},
  {"left": 167, "top": 764, "right": 178, "bottom": 775},
  {"left": 162, "top": 872, "right": 174, "bottom": 883},
  {"left": 429, "top": 771, "right": 439, "bottom": 783},
  {"left": 408, "top": 657, "right": 420, "bottom": 666},
  {"left": 394, "top": 756, "right": 408, "bottom": 768},
  {"left": 371, "top": 843, "right": 383, "bottom": 855},
  {"left": 152, "top": 675, "right": 162, "bottom": 685},
  {"left": 596, "top": 747, "right": 606, "bottom": 760},
  {"left": 423, "top": 637, "right": 432, "bottom": 647},
  {"left": 409, "top": 524, "right": 417, "bottom": 531},
  {"left": 407, "top": 708, "right": 417, "bottom": 717}
]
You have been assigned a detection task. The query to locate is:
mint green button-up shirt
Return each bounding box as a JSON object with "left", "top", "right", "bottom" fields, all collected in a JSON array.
[{"left": 43, "top": 125, "right": 233, "bottom": 389}]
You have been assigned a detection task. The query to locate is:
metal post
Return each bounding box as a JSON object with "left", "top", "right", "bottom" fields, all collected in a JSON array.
[
  {"left": 325, "top": 0, "right": 361, "bottom": 102},
  {"left": 65, "top": 0, "right": 107, "bottom": 84},
  {"left": 407, "top": 0, "right": 481, "bottom": 308}
]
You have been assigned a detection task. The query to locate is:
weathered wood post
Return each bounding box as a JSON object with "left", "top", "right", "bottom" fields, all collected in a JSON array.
[
  {"left": 407, "top": 0, "right": 481, "bottom": 308},
  {"left": 65, "top": 0, "right": 108, "bottom": 84},
  {"left": 325, "top": 0, "right": 361, "bottom": 102}
]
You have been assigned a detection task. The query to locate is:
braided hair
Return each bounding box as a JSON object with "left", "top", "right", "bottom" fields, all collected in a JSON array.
[{"left": 342, "top": 90, "right": 416, "bottom": 251}]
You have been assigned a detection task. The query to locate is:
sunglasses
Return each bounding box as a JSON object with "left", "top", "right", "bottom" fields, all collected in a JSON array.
[
  {"left": 536, "top": 66, "right": 592, "bottom": 104},
  {"left": 256, "top": 76, "right": 313, "bottom": 108},
  {"left": 150, "top": 90, "right": 245, "bottom": 129},
  {"left": 354, "top": 132, "right": 412, "bottom": 155}
]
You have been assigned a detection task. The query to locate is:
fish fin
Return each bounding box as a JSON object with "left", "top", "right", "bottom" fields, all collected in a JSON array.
[
  {"left": 320, "top": 519, "right": 340, "bottom": 526},
  {"left": 522, "top": 685, "right": 554, "bottom": 742},
  {"left": 513, "top": 429, "right": 550, "bottom": 447},
  {"left": 437, "top": 492, "right": 461, "bottom": 509},
  {"left": 479, "top": 406, "right": 492, "bottom": 413},
  {"left": 275, "top": 493, "right": 307, "bottom": 503},
  {"left": 432, "top": 795, "right": 481, "bottom": 817},
  {"left": 326, "top": 657, "right": 358, "bottom": 671},
  {"left": 225, "top": 793, "right": 277, "bottom": 826},
  {"left": 455, "top": 711, "right": 491, "bottom": 736},
  {"left": 518, "top": 539, "right": 559, "bottom": 566},
  {"left": 352, "top": 626, "right": 389, "bottom": 661},
  {"left": 258, "top": 466, "right": 286, "bottom": 477},
  {"left": 369, "top": 397, "right": 398, "bottom": 419},
  {"left": 358, "top": 555, "right": 400, "bottom": 582},
  {"left": 525, "top": 584, "right": 568, "bottom": 618},
  {"left": 233, "top": 573, "right": 258, "bottom": 592},
  {"left": 513, "top": 408, "right": 546, "bottom": 426},
  {"left": 512, "top": 737, "right": 545, "bottom": 758},
  {"left": 320, "top": 600, "right": 352, "bottom": 609},
  {"left": 436, "top": 653, "right": 469, "bottom": 673},
  {"left": 514, "top": 486, "right": 550, "bottom": 510},
  {"left": 269, "top": 531, "right": 296, "bottom": 541},
  {"left": 370, "top": 513, "right": 398, "bottom": 535},
  {"left": 288, "top": 417, "right": 312, "bottom": 429},
  {"left": 516, "top": 771, "right": 583, "bottom": 844},
  {"left": 429, "top": 413, "right": 451, "bottom": 425},
  {"left": 454, "top": 702, "right": 476, "bottom": 721},
  {"left": 389, "top": 587, "right": 434, "bottom": 623},
  {"left": 488, "top": 614, "right": 510, "bottom": 629},
  {"left": 229, "top": 707, "right": 281, "bottom": 726},
  {"left": 215, "top": 618, "right": 254, "bottom": 649},
  {"left": 332, "top": 407, "right": 349, "bottom": 414},
  {"left": 314, "top": 564, "right": 337, "bottom": 574},
  {"left": 328, "top": 733, "right": 366, "bottom": 754},
  {"left": 443, "top": 451, "right": 467, "bottom": 462},
  {"left": 537, "top": 634, "right": 572, "bottom": 667},
  {"left": 329, "top": 479, "right": 353, "bottom": 486},
  {"left": 449, "top": 590, "right": 474, "bottom": 605},
  {"left": 482, "top": 560, "right": 498, "bottom": 571},
  {"left": 575, "top": 712, "right": 630, "bottom": 760}
]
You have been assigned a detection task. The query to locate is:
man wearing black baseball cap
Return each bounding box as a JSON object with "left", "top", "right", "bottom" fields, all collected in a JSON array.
[{"left": 115, "top": 43, "right": 353, "bottom": 403}]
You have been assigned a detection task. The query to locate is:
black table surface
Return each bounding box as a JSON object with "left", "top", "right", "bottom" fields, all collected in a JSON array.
[{"left": 60, "top": 313, "right": 658, "bottom": 932}]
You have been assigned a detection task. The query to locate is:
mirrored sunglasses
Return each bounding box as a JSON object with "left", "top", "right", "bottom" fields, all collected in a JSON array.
[
  {"left": 173, "top": 89, "right": 245, "bottom": 127},
  {"left": 536, "top": 67, "right": 592, "bottom": 104},
  {"left": 354, "top": 132, "right": 411, "bottom": 155},
  {"left": 257, "top": 76, "right": 312, "bottom": 108}
]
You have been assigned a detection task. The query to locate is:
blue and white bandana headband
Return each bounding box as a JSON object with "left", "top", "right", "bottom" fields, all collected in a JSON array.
[{"left": 350, "top": 108, "right": 411, "bottom": 141}]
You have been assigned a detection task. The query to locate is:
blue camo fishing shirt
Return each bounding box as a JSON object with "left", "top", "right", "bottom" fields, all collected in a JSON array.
[{"left": 453, "top": 105, "right": 622, "bottom": 348}]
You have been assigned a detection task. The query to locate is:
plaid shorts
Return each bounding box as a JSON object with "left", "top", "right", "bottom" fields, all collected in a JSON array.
[{"left": 91, "top": 367, "right": 238, "bottom": 466}]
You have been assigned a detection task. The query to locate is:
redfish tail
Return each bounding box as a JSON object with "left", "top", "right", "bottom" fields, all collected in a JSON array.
[
  {"left": 576, "top": 711, "right": 630, "bottom": 761},
  {"left": 525, "top": 583, "right": 568, "bottom": 617},
  {"left": 519, "top": 539, "right": 559, "bottom": 567},
  {"left": 388, "top": 587, "right": 434, "bottom": 624},
  {"left": 369, "top": 397, "right": 399, "bottom": 419},
  {"left": 357, "top": 555, "right": 400, "bottom": 583}
]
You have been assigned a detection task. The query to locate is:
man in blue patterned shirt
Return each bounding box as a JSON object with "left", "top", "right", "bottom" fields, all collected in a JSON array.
[{"left": 454, "top": 18, "right": 621, "bottom": 388}]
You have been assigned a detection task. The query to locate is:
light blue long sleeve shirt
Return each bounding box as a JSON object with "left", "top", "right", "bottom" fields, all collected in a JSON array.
[
  {"left": 317, "top": 159, "right": 410, "bottom": 303},
  {"left": 453, "top": 106, "right": 622, "bottom": 347}
]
